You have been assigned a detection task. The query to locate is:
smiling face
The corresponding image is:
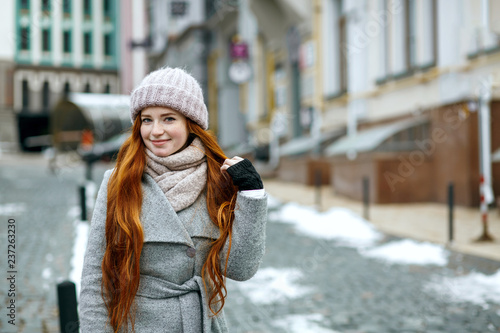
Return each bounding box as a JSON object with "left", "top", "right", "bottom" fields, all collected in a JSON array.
[{"left": 140, "top": 106, "right": 190, "bottom": 157}]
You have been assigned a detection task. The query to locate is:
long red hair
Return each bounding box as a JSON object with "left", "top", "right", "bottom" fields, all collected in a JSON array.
[{"left": 101, "top": 115, "right": 238, "bottom": 332}]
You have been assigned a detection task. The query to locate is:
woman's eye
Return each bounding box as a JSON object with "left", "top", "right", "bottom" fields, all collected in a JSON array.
[
  {"left": 142, "top": 118, "right": 151, "bottom": 123},
  {"left": 165, "top": 117, "right": 175, "bottom": 122}
]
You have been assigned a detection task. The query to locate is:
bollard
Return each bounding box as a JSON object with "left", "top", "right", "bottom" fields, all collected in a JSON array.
[
  {"left": 85, "top": 160, "right": 93, "bottom": 181},
  {"left": 448, "top": 182, "right": 454, "bottom": 244},
  {"left": 57, "top": 281, "right": 79, "bottom": 333},
  {"left": 363, "top": 176, "right": 369, "bottom": 220},
  {"left": 79, "top": 185, "right": 87, "bottom": 221},
  {"left": 315, "top": 169, "right": 322, "bottom": 211}
]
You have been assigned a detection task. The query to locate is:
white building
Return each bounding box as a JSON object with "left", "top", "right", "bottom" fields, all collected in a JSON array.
[{"left": 10, "top": 0, "right": 120, "bottom": 151}]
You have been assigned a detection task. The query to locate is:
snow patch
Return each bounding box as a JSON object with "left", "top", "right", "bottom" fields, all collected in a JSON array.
[
  {"left": 237, "top": 267, "right": 313, "bottom": 305},
  {"left": 69, "top": 220, "right": 90, "bottom": 297},
  {"left": 0, "top": 203, "right": 26, "bottom": 216},
  {"left": 267, "top": 194, "right": 282, "bottom": 210},
  {"left": 272, "top": 313, "right": 341, "bottom": 333},
  {"left": 361, "top": 239, "right": 449, "bottom": 266},
  {"left": 425, "top": 269, "right": 500, "bottom": 306},
  {"left": 42, "top": 267, "right": 52, "bottom": 279},
  {"left": 272, "top": 202, "right": 382, "bottom": 249}
]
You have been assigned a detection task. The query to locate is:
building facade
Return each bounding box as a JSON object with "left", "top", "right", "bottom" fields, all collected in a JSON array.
[{"left": 12, "top": 0, "right": 120, "bottom": 151}]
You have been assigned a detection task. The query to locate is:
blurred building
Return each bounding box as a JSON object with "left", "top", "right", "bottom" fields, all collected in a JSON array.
[
  {"left": 120, "top": 0, "right": 148, "bottom": 94},
  {"left": 214, "top": 0, "right": 499, "bottom": 207},
  {"left": 9, "top": 0, "right": 120, "bottom": 151},
  {"left": 0, "top": 1, "right": 17, "bottom": 152}
]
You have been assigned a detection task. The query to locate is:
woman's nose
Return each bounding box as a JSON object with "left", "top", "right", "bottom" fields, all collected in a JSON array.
[{"left": 152, "top": 121, "right": 164, "bottom": 135}]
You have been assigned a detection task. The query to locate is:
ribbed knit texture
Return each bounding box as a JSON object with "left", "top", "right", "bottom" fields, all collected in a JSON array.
[
  {"left": 144, "top": 137, "right": 207, "bottom": 212},
  {"left": 130, "top": 67, "right": 209, "bottom": 130},
  {"left": 226, "top": 159, "right": 264, "bottom": 191}
]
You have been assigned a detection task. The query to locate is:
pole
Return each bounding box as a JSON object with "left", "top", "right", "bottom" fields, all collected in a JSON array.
[
  {"left": 79, "top": 185, "right": 87, "bottom": 221},
  {"left": 363, "top": 176, "right": 369, "bottom": 220},
  {"left": 57, "top": 281, "right": 79, "bottom": 333},
  {"left": 448, "top": 182, "right": 454, "bottom": 244},
  {"left": 477, "top": 76, "right": 494, "bottom": 241},
  {"left": 315, "top": 168, "right": 322, "bottom": 211}
]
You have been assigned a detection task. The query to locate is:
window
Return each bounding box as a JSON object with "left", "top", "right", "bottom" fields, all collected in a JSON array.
[
  {"left": 19, "top": 27, "right": 30, "bottom": 50},
  {"left": 42, "top": 81, "right": 50, "bottom": 110},
  {"left": 104, "top": 83, "right": 111, "bottom": 94},
  {"left": 103, "top": 0, "right": 111, "bottom": 17},
  {"left": 84, "top": 83, "right": 91, "bottom": 93},
  {"left": 63, "top": 0, "right": 71, "bottom": 14},
  {"left": 104, "top": 34, "right": 112, "bottom": 56},
  {"left": 84, "top": 32, "right": 92, "bottom": 55},
  {"left": 83, "top": 0, "right": 91, "bottom": 16},
  {"left": 63, "top": 31, "right": 71, "bottom": 53},
  {"left": 42, "top": 29, "right": 50, "bottom": 52},
  {"left": 42, "top": 0, "right": 50, "bottom": 11},
  {"left": 20, "top": 0, "right": 29, "bottom": 10},
  {"left": 22, "top": 80, "right": 29, "bottom": 109}
]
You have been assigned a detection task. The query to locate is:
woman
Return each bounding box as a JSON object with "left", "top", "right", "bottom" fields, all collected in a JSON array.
[{"left": 79, "top": 67, "right": 267, "bottom": 333}]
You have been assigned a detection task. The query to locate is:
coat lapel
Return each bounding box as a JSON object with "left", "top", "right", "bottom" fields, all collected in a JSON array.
[
  {"left": 141, "top": 173, "right": 194, "bottom": 247},
  {"left": 177, "top": 193, "right": 221, "bottom": 240}
]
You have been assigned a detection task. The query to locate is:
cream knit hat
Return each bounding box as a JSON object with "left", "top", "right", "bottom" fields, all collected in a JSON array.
[{"left": 130, "top": 67, "right": 208, "bottom": 130}]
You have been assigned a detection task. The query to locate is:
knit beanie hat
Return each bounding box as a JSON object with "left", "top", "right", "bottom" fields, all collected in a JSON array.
[{"left": 130, "top": 67, "right": 208, "bottom": 130}]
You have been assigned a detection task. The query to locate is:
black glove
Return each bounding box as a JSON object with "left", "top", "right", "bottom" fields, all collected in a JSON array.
[{"left": 226, "top": 158, "right": 264, "bottom": 191}]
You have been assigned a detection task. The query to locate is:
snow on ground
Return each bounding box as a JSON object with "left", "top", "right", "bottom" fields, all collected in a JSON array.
[
  {"left": 0, "top": 203, "right": 26, "bottom": 215},
  {"left": 361, "top": 239, "right": 449, "bottom": 266},
  {"left": 69, "top": 219, "right": 90, "bottom": 297},
  {"left": 272, "top": 313, "right": 341, "bottom": 333},
  {"left": 425, "top": 269, "right": 500, "bottom": 306},
  {"left": 270, "top": 202, "right": 382, "bottom": 249},
  {"left": 267, "top": 194, "right": 282, "bottom": 210},
  {"left": 237, "top": 267, "right": 314, "bottom": 305}
]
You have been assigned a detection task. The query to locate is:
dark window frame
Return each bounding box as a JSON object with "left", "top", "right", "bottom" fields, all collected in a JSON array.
[
  {"left": 83, "top": 0, "right": 92, "bottom": 16},
  {"left": 63, "top": 0, "right": 71, "bottom": 14},
  {"left": 83, "top": 32, "right": 92, "bottom": 55},
  {"left": 42, "top": 28, "right": 51, "bottom": 52},
  {"left": 19, "top": 27, "right": 30, "bottom": 50},
  {"left": 63, "top": 30, "right": 71, "bottom": 53},
  {"left": 104, "top": 33, "right": 112, "bottom": 56}
]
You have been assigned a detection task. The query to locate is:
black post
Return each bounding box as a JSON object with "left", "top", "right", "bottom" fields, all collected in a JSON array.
[
  {"left": 57, "top": 281, "right": 79, "bottom": 333},
  {"left": 363, "top": 176, "right": 369, "bottom": 220},
  {"left": 79, "top": 185, "right": 87, "bottom": 221},
  {"left": 315, "top": 169, "right": 322, "bottom": 210},
  {"left": 85, "top": 161, "right": 93, "bottom": 181},
  {"left": 448, "top": 182, "right": 454, "bottom": 244}
]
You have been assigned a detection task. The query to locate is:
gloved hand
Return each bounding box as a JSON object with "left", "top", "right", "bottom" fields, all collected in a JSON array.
[{"left": 226, "top": 158, "right": 264, "bottom": 191}]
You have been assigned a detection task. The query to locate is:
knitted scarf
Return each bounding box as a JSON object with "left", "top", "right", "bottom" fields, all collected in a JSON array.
[{"left": 144, "top": 137, "right": 207, "bottom": 212}]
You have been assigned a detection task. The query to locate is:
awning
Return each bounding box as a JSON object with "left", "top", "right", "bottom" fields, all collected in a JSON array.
[
  {"left": 325, "top": 117, "right": 429, "bottom": 157},
  {"left": 51, "top": 93, "right": 131, "bottom": 151},
  {"left": 493, "top": 148, "right": 500, "bottom": 163},
  {"left": 280, "top": 130, "right": 344, "bottom": 157}
]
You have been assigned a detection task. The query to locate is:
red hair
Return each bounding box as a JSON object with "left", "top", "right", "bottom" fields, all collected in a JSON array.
[{"left": 101, "top": 116, "right": 238, "bottom": 332}]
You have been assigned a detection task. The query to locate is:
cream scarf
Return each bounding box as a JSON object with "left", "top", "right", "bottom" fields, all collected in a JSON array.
[{"left": 144, "top": 137, "right": 207, "bottom": 212}]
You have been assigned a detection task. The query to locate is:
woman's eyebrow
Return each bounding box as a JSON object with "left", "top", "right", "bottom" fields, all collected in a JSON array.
[{"left": 141, "top": 112, "right": 176, "bottom": 118}]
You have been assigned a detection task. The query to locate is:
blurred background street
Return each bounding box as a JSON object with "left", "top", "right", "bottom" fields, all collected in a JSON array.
[{"left": 2, "top": 0, "right": 500, "bottom": 332}]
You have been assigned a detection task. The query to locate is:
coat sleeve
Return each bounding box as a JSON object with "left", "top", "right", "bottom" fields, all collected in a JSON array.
[
  {"left": 79, "top": 169, "right": 114, "bottom": 332},
  {"left": 221, "top": 192, "right": 268, "bottom": 281}
]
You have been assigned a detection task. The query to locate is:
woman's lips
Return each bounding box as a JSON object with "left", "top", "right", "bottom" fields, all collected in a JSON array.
[{"left": 151, "top": 139, "right": 170, "bottom": 146}]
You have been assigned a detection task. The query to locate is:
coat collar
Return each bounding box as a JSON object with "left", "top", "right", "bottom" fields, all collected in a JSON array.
[{"left": 141, "top": 173, "right": 220, "bottom": 246}]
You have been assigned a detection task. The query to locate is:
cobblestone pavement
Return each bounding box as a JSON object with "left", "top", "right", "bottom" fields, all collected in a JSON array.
[
  {"left": 2, "top": 154, "right": 500, "bottom": 332},
  {"left": 223, "top": 203, "right": 500, "bottom": 333},
  {"left": 0, "top": 155, "right": 110, "bottom": 333}
]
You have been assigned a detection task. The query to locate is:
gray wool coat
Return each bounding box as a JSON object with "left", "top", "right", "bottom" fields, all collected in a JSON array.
[{"left": 79, "top": 169, "right": 268, "bottom": 332}]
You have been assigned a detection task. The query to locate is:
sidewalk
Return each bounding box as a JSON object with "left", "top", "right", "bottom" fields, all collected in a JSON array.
[{"left": 263, "top": 178, "right": 500, "bottom": 262}]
